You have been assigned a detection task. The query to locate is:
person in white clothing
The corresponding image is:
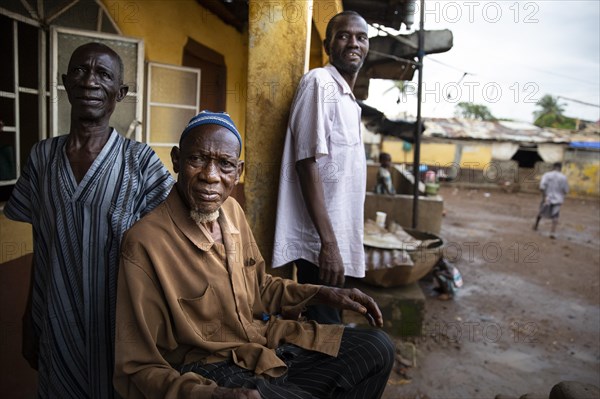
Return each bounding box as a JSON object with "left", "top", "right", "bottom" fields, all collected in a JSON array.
[
  {"left": 272, "top": 11, "right": 369, "bottom": 324},
  {"left": 533, "top": 162, "right": 569, "bottom": 238}
]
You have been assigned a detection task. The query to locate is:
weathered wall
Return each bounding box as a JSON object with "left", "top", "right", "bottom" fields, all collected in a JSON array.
[
  {"left": 245, "top": 0, "right": 314, "bottom": 276},
  {"left": 564, "top": 150, "right": 600, "bottom": 197},
  {"left": 521, "top": 160, "right": 600, "bottom": 197},
  {"left": 565, "top": 161, "right": 600, "bottom": 197},
  {"left": 381, "top": 138, "right": 600, "bottom": 197}
]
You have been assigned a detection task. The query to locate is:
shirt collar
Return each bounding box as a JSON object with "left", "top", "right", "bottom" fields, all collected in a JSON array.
[
  {"left": 324, "top": 64, "right": 355, "bottom": 99},
  {"left": 165, "top": 187, "right": 239, "bottom": 252}
]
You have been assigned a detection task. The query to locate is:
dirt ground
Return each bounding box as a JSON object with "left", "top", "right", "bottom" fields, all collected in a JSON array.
[{"left": 382, "top": 185, "right": 600, "bottom": 399}]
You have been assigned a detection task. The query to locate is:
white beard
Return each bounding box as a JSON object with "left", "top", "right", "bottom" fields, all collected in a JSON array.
[{"left": 190, "top": 209, "right": 220, "bottom": 225}]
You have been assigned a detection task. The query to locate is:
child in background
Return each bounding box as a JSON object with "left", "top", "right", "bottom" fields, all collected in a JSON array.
[{"left": 375, "top": 152, "right": 396, "bottom": 195}]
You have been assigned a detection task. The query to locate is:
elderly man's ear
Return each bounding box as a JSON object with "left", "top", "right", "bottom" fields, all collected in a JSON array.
[
  {"left": 116, "top": 84, "right": 129, "bottom": 102},
  {"left": 235, "top": 160, "right": 244, "bottom": 184},
  {"left": 170, "top": 146, "right": 180, "bottom": 174}
]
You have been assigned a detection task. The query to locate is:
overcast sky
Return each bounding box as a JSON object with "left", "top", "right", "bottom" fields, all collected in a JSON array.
[{"left": 364, "top": 0, "right": 600, "bottom": 124}]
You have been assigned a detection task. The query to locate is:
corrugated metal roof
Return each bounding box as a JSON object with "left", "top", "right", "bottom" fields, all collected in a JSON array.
[{"left": 422, "top": 118, "right": 600, "bottom": 145}]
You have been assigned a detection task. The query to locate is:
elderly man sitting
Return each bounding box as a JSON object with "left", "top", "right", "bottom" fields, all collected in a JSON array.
[{"left": 114, "top": 111, "right": 395, "bottom": 399}]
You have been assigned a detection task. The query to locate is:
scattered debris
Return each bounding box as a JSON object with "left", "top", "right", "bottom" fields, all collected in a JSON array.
[
  {"left": 392, "top": 341, "right": 417, "bottom": 385},
  {"left": 429, "top": 258, "right": 464, "bottom": 299}
]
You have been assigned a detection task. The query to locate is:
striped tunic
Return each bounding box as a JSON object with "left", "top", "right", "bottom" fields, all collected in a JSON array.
[{"left": 4, "top": 130, "right": 174, "bottom": 399}]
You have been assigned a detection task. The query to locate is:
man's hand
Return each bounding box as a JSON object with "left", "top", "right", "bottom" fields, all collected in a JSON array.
[
  {"left": 314, "top": 287, "right": 384, "bottom": 327},
  {"left": 295, "top": 158, "right": 345, "bottom": 287},
  {"left": 212, "top": 387, "right": 261, "bottom": 399},
  {"left": 319, "top": 242, "right": 345, "bottom": 287}
]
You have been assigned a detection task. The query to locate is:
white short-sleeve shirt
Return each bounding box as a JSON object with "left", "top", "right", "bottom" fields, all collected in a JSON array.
[
  {"left": 272, "top": 64, "right": 366, "bottom": 277},
  {"left": 540, "top": 170, "right": 569, "bottom": 204}
]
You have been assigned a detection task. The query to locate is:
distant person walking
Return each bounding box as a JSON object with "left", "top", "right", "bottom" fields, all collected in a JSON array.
[{"left": 533, "top": 162, "right": 569, "bottom": 238}]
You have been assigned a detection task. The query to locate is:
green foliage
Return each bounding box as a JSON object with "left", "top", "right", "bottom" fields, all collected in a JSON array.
[
  {"left": 533, "top": 94, "right": 576, "bottom": 129},
  {"left": 534, "top": 94, "right": 565, "bottom": 119},
  {"left": 455, "top": 102, "right": 495, "bottom": 121},
  {"left": 533, "top": 113, "right": 577, "bottom": 129}
]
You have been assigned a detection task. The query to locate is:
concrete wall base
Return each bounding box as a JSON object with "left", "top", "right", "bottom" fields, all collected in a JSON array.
[{"left": 344, "top": 278, "right": 425, "bottom": 337}]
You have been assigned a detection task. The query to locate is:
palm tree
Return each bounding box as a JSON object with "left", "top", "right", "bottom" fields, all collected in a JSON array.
[
  {"left": 533, "top": 94, "right": 576, "bottom": 129},
  {"left": 455, "top": 102, "right": 495, "bottom": 121},
  {"left": 534, "top": 95, "right": 565, "bottom": 119}
]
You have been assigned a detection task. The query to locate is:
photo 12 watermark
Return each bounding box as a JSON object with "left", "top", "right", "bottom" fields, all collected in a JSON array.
[
  {"left": 398, "top": 80, "right": 541, "bottom": 106},
  {"left": 414, "top": 1, "right": 541, "bottom": 25}
]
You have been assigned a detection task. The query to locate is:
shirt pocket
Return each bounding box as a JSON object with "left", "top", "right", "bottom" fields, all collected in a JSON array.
[
  {"left": 242, "top": 259, "right": 258, "bottom": 310},
  {"left": 329, "top": 124, "right": 361, "bottom": 146},
  {"left": 178, "top": 286, "right": 222, "bottom": 341}
]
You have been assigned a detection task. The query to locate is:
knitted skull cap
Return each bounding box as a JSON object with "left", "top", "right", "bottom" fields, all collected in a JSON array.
[{"left": 180, "top": 111, "right": 242, "bottom": 150}]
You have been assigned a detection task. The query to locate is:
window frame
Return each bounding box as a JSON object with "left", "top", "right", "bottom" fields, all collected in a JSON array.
[
  {"left": 0, "top": 12, "right": 45, "bottom": 186},
  {"left": 145, "top": 61, "right": 201, "bottom": 148},
  {"left": 50, "top": 26, "right": 145, "bottom": 141},
  {"left": 0, "top": 1, "right": 127, "bottom": 188}
]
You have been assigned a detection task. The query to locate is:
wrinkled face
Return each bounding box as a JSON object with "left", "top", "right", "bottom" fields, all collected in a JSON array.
[
  {"left": 325, "top": 15, "right": 369, "bottom": 77},
  {"left": 171, "top": 125, "right": 243, "bottom": 215},
  {"left": 62, "top": 44, "right": 128, "bottom": 122}
]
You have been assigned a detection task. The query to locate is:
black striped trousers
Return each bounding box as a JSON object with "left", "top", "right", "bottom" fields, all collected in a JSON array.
[{"left": 180, "top": 328, "right": 395, "bottom": 399}]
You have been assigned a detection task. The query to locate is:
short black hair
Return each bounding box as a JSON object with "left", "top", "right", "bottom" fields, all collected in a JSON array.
[
  {"left": 379, "top": 152, "right": 391, "bottom": 162},
  {"left": 553, "top": 162, "right": 562, "bottom": 170},
  {"left": 324, "top": 10, "right": 364, "bottom": 51}
]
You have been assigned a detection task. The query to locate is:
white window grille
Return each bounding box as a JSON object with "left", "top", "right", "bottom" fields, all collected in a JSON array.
[{"left": 145, "top": 62, "right": 201, "bottom": 147}]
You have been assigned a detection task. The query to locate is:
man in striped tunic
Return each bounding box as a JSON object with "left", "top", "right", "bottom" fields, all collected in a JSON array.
[{"left": 4, "top": 42, "right": 174, "bottom": 398}]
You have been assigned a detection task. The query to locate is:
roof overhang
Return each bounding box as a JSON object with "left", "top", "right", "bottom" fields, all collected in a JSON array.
[
  {"left": 342, "top": 0, "right": 417, "bottom": 30},
  {"left": 196, "top": 0, "right": 418, "bottom": 33}
]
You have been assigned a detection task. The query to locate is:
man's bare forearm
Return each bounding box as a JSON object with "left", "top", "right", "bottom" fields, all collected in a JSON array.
[{"left": 295, "top": 157, "right": 337, "bottom": 246}]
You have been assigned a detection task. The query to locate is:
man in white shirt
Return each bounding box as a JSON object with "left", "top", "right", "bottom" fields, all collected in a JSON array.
[
  {"left": 533, "top": 162, "right": 569, "bottom": 238},
  {"left": 273, "top": 11, "right": 369, "bottom": 324}
]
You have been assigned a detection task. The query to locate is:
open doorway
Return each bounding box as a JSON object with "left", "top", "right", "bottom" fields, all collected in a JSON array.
[
  {"left": 512, "top": 145, "right": 544, "bottom": 191},
  {"left": 183, "top": 38, "right": 226, "bottom": 112},
  {"left": 511, "top": 146, "right": 543, "bottom": 168}
]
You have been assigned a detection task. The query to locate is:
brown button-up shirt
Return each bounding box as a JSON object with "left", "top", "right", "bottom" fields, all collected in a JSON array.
[{"left": 114, "top": 188, "right": 344, "bottom": 399}]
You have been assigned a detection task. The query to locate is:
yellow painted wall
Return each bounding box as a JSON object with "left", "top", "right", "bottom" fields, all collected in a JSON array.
[
  {"left": 381, "top": 139, "right": 408, "bottom": 163},
  {"left": 311, "top": 0, "right": 344, "bottom": 65},
  {"left": 421, "top": 143, "right": 456, "bottom": 165},
  {"left": 382, "top": 140, "right": 457, "bottom": 166},
  {"left": 565, "top": 162, "right": 600, "bottom": 197},
  {"left": 382, "top": 139, "right": 492, "bottom": 169},
  {"left": 459, "top": 143, "right": 492, "bottom": 169},
  {"left": 102, "top": 0, "right": 248, "bottom": 165},
  {"left": 0, "top": 213, "right": 32, "bottom": 263}
]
